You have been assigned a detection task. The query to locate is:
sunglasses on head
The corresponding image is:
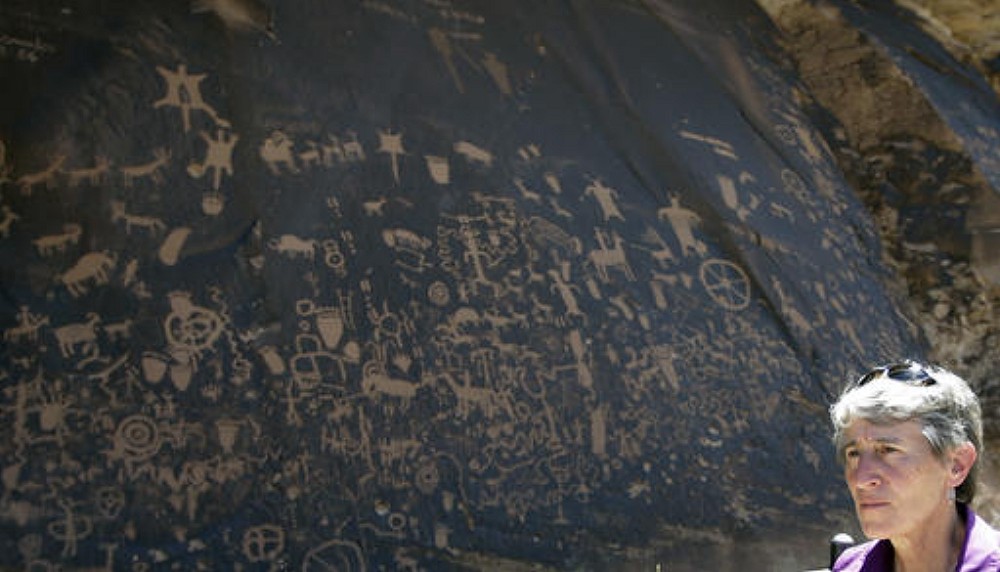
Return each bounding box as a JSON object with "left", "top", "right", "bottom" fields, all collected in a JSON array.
[{"left": 856, "top": 361, "right": 937, "bottom": 388}]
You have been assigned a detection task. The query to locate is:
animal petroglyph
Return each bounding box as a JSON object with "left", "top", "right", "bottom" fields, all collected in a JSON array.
[
  {"left": 59, "top": 251, "right": 116, "bottom": 297},
  {"left": 65, "top": 156, "right": 112, "bottom": 187},
  {"left": 52, "top": 312, "right": 102, "bottom": 358},
  {"left": 110, "top": 200, "right": 166, "bottom": 235},
  {"left": 32, "top": 223, "right": 81, "bottom": 255},
  {"left": 268, "top": 234, "right": 318, "bottom": 259},
  {"left": 260, "top": 130, "right": 299, "bottom": 175},
  {"left": 16, "top": 155, "right": 66, "bottom": 195},
  {"left": 587, "top": 230, "right": 635, "bottom": 282},
  {"left": 120, "top": 147, "right": 171, "bottom": 187}
]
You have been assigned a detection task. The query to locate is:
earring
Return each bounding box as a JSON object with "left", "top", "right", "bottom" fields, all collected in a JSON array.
[{"left": 947, "top": 488, "right": 956, "bottom": 502}]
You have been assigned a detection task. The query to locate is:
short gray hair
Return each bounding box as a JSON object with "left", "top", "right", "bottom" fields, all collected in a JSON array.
[{"left": 830, "top": 362, "right": 983, "bottom": 503}]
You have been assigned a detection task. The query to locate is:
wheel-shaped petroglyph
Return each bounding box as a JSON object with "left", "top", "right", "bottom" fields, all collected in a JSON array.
[{"left": 699, "top": 258, "right": 750, "bottom": 310}]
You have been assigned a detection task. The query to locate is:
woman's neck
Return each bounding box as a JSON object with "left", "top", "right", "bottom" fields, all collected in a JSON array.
[{"left": 892, "top": 504, "right": 965, "bottom": 572}]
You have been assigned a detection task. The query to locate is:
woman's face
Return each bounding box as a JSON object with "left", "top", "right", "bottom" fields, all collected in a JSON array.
[{"left": 842, "top": 419, "right": 956, "bottom": 540}]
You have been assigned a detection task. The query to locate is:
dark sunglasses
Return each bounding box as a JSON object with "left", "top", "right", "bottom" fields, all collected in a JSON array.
[{"left": 855, "top": 362, "right": 937, "bottom": 387}]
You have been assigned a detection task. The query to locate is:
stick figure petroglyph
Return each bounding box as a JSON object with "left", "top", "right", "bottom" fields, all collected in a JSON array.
[
  {"left": 120, "top": 147, "right": 171, "bottom": 187},
  {"left": 153, "top": 64, "right": 227, "bottom": 132},
  {"left": 187, "top": 128, "right": 239, "bottom": 189},
  {"left": 4, "top": 306, "right": 49, "bottom": 344}
]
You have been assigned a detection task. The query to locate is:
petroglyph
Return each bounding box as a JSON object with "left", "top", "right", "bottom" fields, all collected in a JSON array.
[
  {"left": 59, "top": 251, "right": 116, "bottom": 297},
  {"left": 153, "top": 63, "right": 227, "bottom": 132},
  {"left": 32, "top": 223, "right": 81, "bottom": 255},
  {"left": 120, "top": 147, "right": 171, "bottom": 187}
]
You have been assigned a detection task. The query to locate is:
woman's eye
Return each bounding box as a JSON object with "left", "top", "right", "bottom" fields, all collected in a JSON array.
[{"left": 844, "top": 449, "right": 859, "bottom": 460}]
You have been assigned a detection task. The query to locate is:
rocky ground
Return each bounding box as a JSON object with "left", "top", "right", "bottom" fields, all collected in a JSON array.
[{"left": 759, "top": 0, "right": 1000, "bottom": 523}]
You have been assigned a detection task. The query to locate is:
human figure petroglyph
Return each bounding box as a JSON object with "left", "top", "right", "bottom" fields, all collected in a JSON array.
[
  {"left": 109, "top": 200, "right": 166, "bottom": 235},
  {"left": 187, "top": 128, "right": 239, "bottom": 189},
  {"left": 32, "top": 223, "right": 82, "bottom": 255},
  {"left": 153, "top": 63, "right": 227, "bottom": 132},
  {"left": 16, "top": 154, "right": 66, "bottom": 195},
  {"left": 120, "top": 147, "right": 170, "bottom": 187},
  {"left": 52, "top": 312, "right": 102, "bottom": 358},
  {"left": 378, "top": 129, "right": 406, "bottom": 184},
  {"left": 65, "top": 156, "right": 112, "bottom": 187},
  {"left": 267, "top": 234, "right": 317, "bottom": 259},
  {"left": 657, "top": 195, "right": 707, "bottom": 257},
  {"left": 587, "top": 229, "right": 635, "bottom": 282},
  {"left": 59, "top": 251, "right": 116, "bottom": 297},
  {"left": 47, "top": 498, "right": 92, "bottom": 558},
  {"left": 0, "top": 204, "right": 20, "bottom": 238},
  {"left": 4, "top": 306, "right": 49, "bottom": 344},
  {"left": 547, "top": 269, "right": 584, "bottom": 319},
  {"left": 259, "top": 130, "right": 299, "bottom": 174},
  {"left": 583, "top": 178, "right": 625, "bottom": 222}
]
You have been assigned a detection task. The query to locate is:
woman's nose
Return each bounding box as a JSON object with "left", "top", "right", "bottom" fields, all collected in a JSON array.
[{"left": 852, "top": 455, "right": 882, "bottom": 488}]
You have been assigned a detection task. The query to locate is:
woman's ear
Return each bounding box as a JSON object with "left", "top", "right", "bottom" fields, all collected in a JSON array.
[{"left": 948, "top": 442, "right": 977, "bottom": 487}]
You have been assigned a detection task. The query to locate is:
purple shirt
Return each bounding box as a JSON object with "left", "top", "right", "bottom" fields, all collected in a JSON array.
[{"left": 833, "top": 505, "right": 1000, "bottom": 571}]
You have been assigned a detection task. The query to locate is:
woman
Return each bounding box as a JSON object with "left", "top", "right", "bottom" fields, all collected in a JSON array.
[{"left": 830, "top": 360, "right": 1000, "bottom": 571}]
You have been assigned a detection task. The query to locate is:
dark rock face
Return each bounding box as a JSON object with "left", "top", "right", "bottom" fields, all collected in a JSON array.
[{"left": 0, "top": 0, "right": 995, "bottom": 569}]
